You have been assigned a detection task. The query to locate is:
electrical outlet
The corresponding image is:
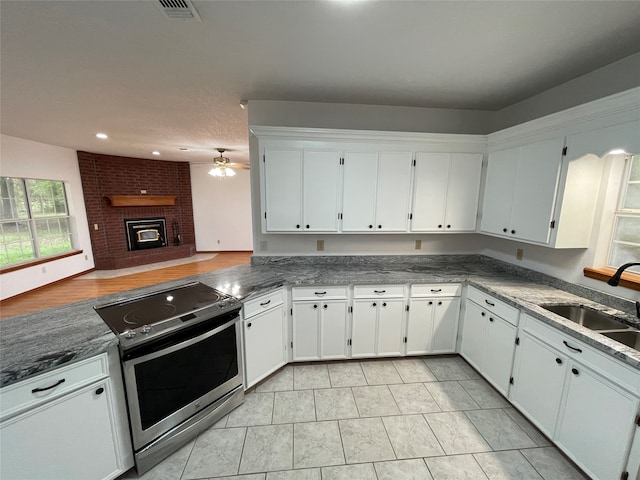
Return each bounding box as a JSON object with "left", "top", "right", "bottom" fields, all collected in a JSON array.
[
  {"left": 84, "top": 254, "right": 88, "bottom": 260},
  {"left": 93, "top": 224, "right": 99, "bottom": 230},
  {"left": 415, "top": 240, "right": 422, "bottom": 250},
  {"left": 140, "top": 189, "right": 147, "bottom": 194},
  {"left": 260, "top": 241, "right": 267, "bottom": 251},
  {"left": 516, "top": 248, "right": 524, "bottom": 260},
  {"left": 317, "top": 240, "right": 325, "bottom": 252},
  {"left": 41, "top": 266, "right": 46, "bottom": 273}
]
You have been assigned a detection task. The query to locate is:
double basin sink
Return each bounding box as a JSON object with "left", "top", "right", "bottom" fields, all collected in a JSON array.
[{"left": 542, "top": 304, "right": 640, "bottom": 352}]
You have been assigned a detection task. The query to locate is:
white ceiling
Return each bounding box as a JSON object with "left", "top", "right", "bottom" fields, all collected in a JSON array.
[{"left": 1, "top": 1, "right": 640, "bottom": 167}]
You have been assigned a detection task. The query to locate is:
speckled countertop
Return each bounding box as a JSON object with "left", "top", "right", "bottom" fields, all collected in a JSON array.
[{"left": 1, "top": 254, "right": 638, "bottom": 388}]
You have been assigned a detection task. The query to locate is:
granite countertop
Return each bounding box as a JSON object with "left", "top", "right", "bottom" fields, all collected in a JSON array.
[{"left": 1, "top": 255, "right": 638, "bottom": 388}]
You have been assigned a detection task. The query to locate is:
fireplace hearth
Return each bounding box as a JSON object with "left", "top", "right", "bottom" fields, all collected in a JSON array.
[{"left": 125, "top": 217, "right": 167, "bottom": 251}]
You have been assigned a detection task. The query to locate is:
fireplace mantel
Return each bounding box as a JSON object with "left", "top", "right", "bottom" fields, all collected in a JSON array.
[{"left": 106, "top": 195, "right": 176, "bottom": 207}]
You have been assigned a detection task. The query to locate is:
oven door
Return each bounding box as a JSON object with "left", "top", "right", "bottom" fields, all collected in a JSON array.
[{"left": 122, "top": 310, "right": 243, "bottom": 450}]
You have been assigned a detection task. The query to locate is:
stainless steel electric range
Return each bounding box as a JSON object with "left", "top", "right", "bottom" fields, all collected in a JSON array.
[{"left": 95, "top": 281, "right": 244, "bottom": 474}]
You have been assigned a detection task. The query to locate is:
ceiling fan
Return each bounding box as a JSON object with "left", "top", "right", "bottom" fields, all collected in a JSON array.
[{"left": 208, "top": 148, "right": 249, "bottom": 177}]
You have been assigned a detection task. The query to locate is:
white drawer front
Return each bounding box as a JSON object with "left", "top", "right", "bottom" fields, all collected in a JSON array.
[
  {"left": 243, "top": 289, "right": 284, "bottom": 319},
  {"left": 0, "top": 354, "right": 108, "bottom": 422},
  {"left": 353, "top": 285, "right": 405, "bottom": 298},
  {"left": 521, "top": 313, "right": 639, "bottom": 393},
  {"left": 411, "top": 284, "right": 461, "bottom": 297},
  {"left": 467, "top": 286, "right": 519, "bottom": 326},
  {"left": 292, "top": 286, "right": 348, "bottom": 300}
]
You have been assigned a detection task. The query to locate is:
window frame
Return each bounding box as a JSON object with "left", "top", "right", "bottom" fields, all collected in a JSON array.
[{"left": 0, "top": 177, "right": 75, "bottom": 269}]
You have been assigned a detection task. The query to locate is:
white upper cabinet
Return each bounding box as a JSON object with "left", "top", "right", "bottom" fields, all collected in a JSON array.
[
  {"left": 264, "top": 148, "right": 303, "bottom": 232},
  {"left": 264, "top": 148, "right": 341, "bottom": 232},
  {"left": 411, "top": 153, "right": 482, "bottom": 232},
  {"left": 342, "top": 151, "right": 413, "bottom": 232}
]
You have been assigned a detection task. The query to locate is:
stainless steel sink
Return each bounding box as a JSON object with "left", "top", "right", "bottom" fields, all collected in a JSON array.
[
  {"left": 600, "top": 330, "right": 640, "bottom": 350},
  {"left": 541, "top": 304, "right": 630, "bottom": 330}
]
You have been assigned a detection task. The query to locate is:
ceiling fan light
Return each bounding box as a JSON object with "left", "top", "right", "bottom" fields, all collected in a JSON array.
[
  {"left": 226, "top": 168, "right": 236, "bottom": 176},
  {"left": 208, "top": 167, "right": 223, "bottom": 177}
]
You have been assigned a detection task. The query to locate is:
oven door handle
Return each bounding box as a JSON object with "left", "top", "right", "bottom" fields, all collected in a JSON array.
[{"left": 123, "top": 314, "right": 239, "bottom": 366}]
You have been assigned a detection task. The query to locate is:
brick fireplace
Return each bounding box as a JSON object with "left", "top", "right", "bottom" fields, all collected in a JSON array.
[{"left": 78, "top": 151, "right": 196, "bottom": 270}]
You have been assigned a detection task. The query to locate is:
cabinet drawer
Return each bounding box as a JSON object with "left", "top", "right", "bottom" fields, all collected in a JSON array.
[
  {"left": 0, "top": 354, "right": 108, "bottom": 421},
  {"left": 354, "top": 285, "right": 406, "bottom": 298},
  {"left": 411, "top": 284, "right": 461, "bottom": 297},
  {"left": 521, "top": 313, "right": 639, "bottom": 394},
  {"left": 292, "top": 286, "right": 348, "bottom": 300},
  {"left": 467, "top": 286, "right": 519, "bottom": 326},
  {"left": 243, "top": 289, "right": 284, "bottom": 319}
]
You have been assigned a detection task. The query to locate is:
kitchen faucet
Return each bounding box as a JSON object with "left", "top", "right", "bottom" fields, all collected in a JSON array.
[{"left": 607, "top": 262, "right": 640, "bottom": 318}]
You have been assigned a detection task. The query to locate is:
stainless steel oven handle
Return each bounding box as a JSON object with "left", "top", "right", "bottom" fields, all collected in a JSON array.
[{"left": 124, "top": 314, "right": 239, "bottom": 366}]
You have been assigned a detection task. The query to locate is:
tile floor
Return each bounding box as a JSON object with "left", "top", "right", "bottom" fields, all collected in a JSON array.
[{"left": 121, "top": 356, "right": 589, "bottom": 480}]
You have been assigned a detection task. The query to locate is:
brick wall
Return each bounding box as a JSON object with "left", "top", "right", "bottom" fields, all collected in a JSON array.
[{"left": 78, "top": 151, "right": 196, "bottom": 270}]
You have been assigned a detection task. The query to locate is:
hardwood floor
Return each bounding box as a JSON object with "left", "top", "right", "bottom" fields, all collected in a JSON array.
[{"left": 0, "top": 252, "right": 252, "bottom": 320}]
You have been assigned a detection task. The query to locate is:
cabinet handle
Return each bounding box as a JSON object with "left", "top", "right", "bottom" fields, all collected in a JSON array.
[
  {"left": 485, "top": 299, "right": 495, "bottom": 307},
  {"left": 374, "top": 290, "right": 386, "bottom": 294},
  {"left": 247, "top": 322, "right": 252, "bottom": 328},
  {"left": 489, "top": 317, "right": 494, "bottom": 322},
  {"left": 382, "top": 302, "right": 387, "bottom": 307},
  {"left": 314, "top": 291, "right": 327, "bottom": 296},
  {"left": 95, "top": 387, "right": 104, "bottom": 395},
  {"left": 32, "top": 378, "right": 65, "bottom": 393},
  {"left": 571, "top": 367, "right": 579, "bottom": 376},
  {"left": 563, "top": 340, "right": 582, "bottom": 353},
  {"left": 260, "top": 300, "right": 271, "bottom": 307},
  {"left": 430, "top": 288, "right": 442, "bottom": 293},
  {"left": 313, "top": 304, "right": 318, "bottom": 309},
  {"left": 372, "top": 302, "right": 377, "bottom": 307},
  {"left": 555, "top": 358, "right": 563, "bottom": 365},
  {"left": 323, "top": 304, "right": 328, "bottom": 309}
]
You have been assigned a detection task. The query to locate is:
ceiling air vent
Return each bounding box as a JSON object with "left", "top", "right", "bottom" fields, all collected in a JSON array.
[{"left": 155, "top": 0, "right": 201, "bottom": 21}]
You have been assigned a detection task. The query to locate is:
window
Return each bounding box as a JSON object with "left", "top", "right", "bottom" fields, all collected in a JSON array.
[
  {"left": 608, "top": 154, "right": 640, "bottom": 274},
  {"left": 0, "top": 177, "right": 73, "bottom": 268}
]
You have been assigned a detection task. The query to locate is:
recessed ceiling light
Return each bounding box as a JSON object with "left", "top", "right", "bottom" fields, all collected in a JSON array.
[
  {"left": 96, "top": 133, "right": 108, "bottom": 139},
  {"left": 152, "top": 151, "right": 160, "bottom": 156}
]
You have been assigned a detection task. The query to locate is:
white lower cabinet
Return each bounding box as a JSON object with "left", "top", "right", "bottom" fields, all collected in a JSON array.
[
  {"left": 511, "top": 313, "right": 640, "bottom": 480},
  {"left": 292, "top": 286, "right": 349, "bottom": 361},
  {"left": 351, "top": 286, "right": 406, "bottom": 358},
  {"left": 243, "top": 289, "right": 287, "bottom": 388},
  {"left": 459, "top": 286, "right": 519, "bottom": 396},
  {"left": 406, "top": 284, "right": 461, "bottom": 355},
  {"left": 0, "top": 352, "right": 132, "bottom": 480}
]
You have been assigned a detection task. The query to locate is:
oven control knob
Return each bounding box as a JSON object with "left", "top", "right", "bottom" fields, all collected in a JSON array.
[
  {"left": 124, "top": 330, "right": 136, "bottom": 339},
  {"left": 218, "top": 302, "right": 226, "bottom": 309},
  {"left": 141, "top": 325, "right": 152, "bottom": 334}
]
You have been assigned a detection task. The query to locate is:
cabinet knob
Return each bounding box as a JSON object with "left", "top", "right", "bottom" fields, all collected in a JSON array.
[
  {"left": 296, "top": 224, "right": 300, "bottom": 229},
  {"left": 378, "top": 225, "right": 382, "bottom": 229},
  {"left": 511, "top": 230, "right": 516, "bottom": 234},
  {"left": 503, "top": 228, "right": 508, "bottom": 233},
  {"left": 247, "top": 322, "right": 252, "bottom": 328},
  {"left": 372, "top": 302, "right": 377, "bottom": 307},
  {"left": 437, "top": 301, "right": 442, "bottom": 305},
  {"left": 428, "top": 301, "right": 433, "bottom": 305},
  {"left": 438, "top": 224, "right": 443, "bottom": 228},
  {"left": 369, "top": 225, "right": 373, "bottom": 229},
  {"left": 313, "top": 304, "right": 318, "bottom": 309},
  {"left": 489, "top": 317, "right": 494, "bottom": 322},
  {"left": 95, "top": 387, "right": 104, "bottom": 395},
  {"left": 555, "top": 358, "right": 562, "bottom": 365},
  {"left": 382, "top": 302, "right": 387, "bottom": 307},
  {"left": 446, "top": 225, "right": 451, "bottom": 229},
  {"left": 323, "top": 304, "right": 328, "bottom": 309},
  {"left": 481, "top": 312, "right": 486, "bottom": 317},
  {"left": 571, "top": 368, "right": 579, "bottom": 376},
  {"left": 306, "top": 224, "right": 310, "bottom": 229}
]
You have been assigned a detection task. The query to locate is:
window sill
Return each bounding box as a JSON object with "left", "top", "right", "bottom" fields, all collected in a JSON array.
[
  {"left": 0, "top": 250, "right": 84, "bottom": 274},
  {"left": 583, "top": 267, "right": 640, "bottom": 292}
]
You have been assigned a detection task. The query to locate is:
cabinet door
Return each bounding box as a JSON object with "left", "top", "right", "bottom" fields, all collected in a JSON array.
[
  {"left": 431, "top": 297, "right": 460, "bottom": 353},
  {"left": 351, "top": 299, "right": 378, "bottom": 358},
  {"left": 406, "top": 298, "right": 434, "bottom": 355},
  {"left": 411, "top": 153, "right": 448, "bottom": 231},
  {"left": 303, "top": 150, "right": 341, "bottom": 232},
  {"left": 375, "top": 152, "right": 414, "bottom": 231},
  {"left": 482, "top": 314, "right": 517, "bottom": 396},
  {"left": 480, "top": 148, "right": 517, "bottom": 236},
  {"left": 244, "top": 305, "right": 287, "bottom": 386},
  {"left": 377, "top": 299, "right": 405, "bottom": 356},
  {"left": 445, "top": 153, "right": 483, "bottom": 231},
  {"left": 460, "top": 300, "right": 488, "bottom": 371},
  {"left": 292, "top": 302, "right": 320, "bottom": 361},
  {"left": 510, "top": 332, "right": 566, "bottom": 438},
  {"left": 342, "top": 152, "right": 378, "bottom": 231},
  {"left": 1, "top": 380, "right": 121, "bottom": 480},
  {"left": 509, "top": 138, "right": 564, "bottom": 243},
  {"left": 555, "top": 363, "right": 638, "bottom": 480},
  {"left": 320, "top": 300, "right": 349, "bottom": 359},
  {"left": 264, "top": 149, "right": 302, "bottom": 232}
]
